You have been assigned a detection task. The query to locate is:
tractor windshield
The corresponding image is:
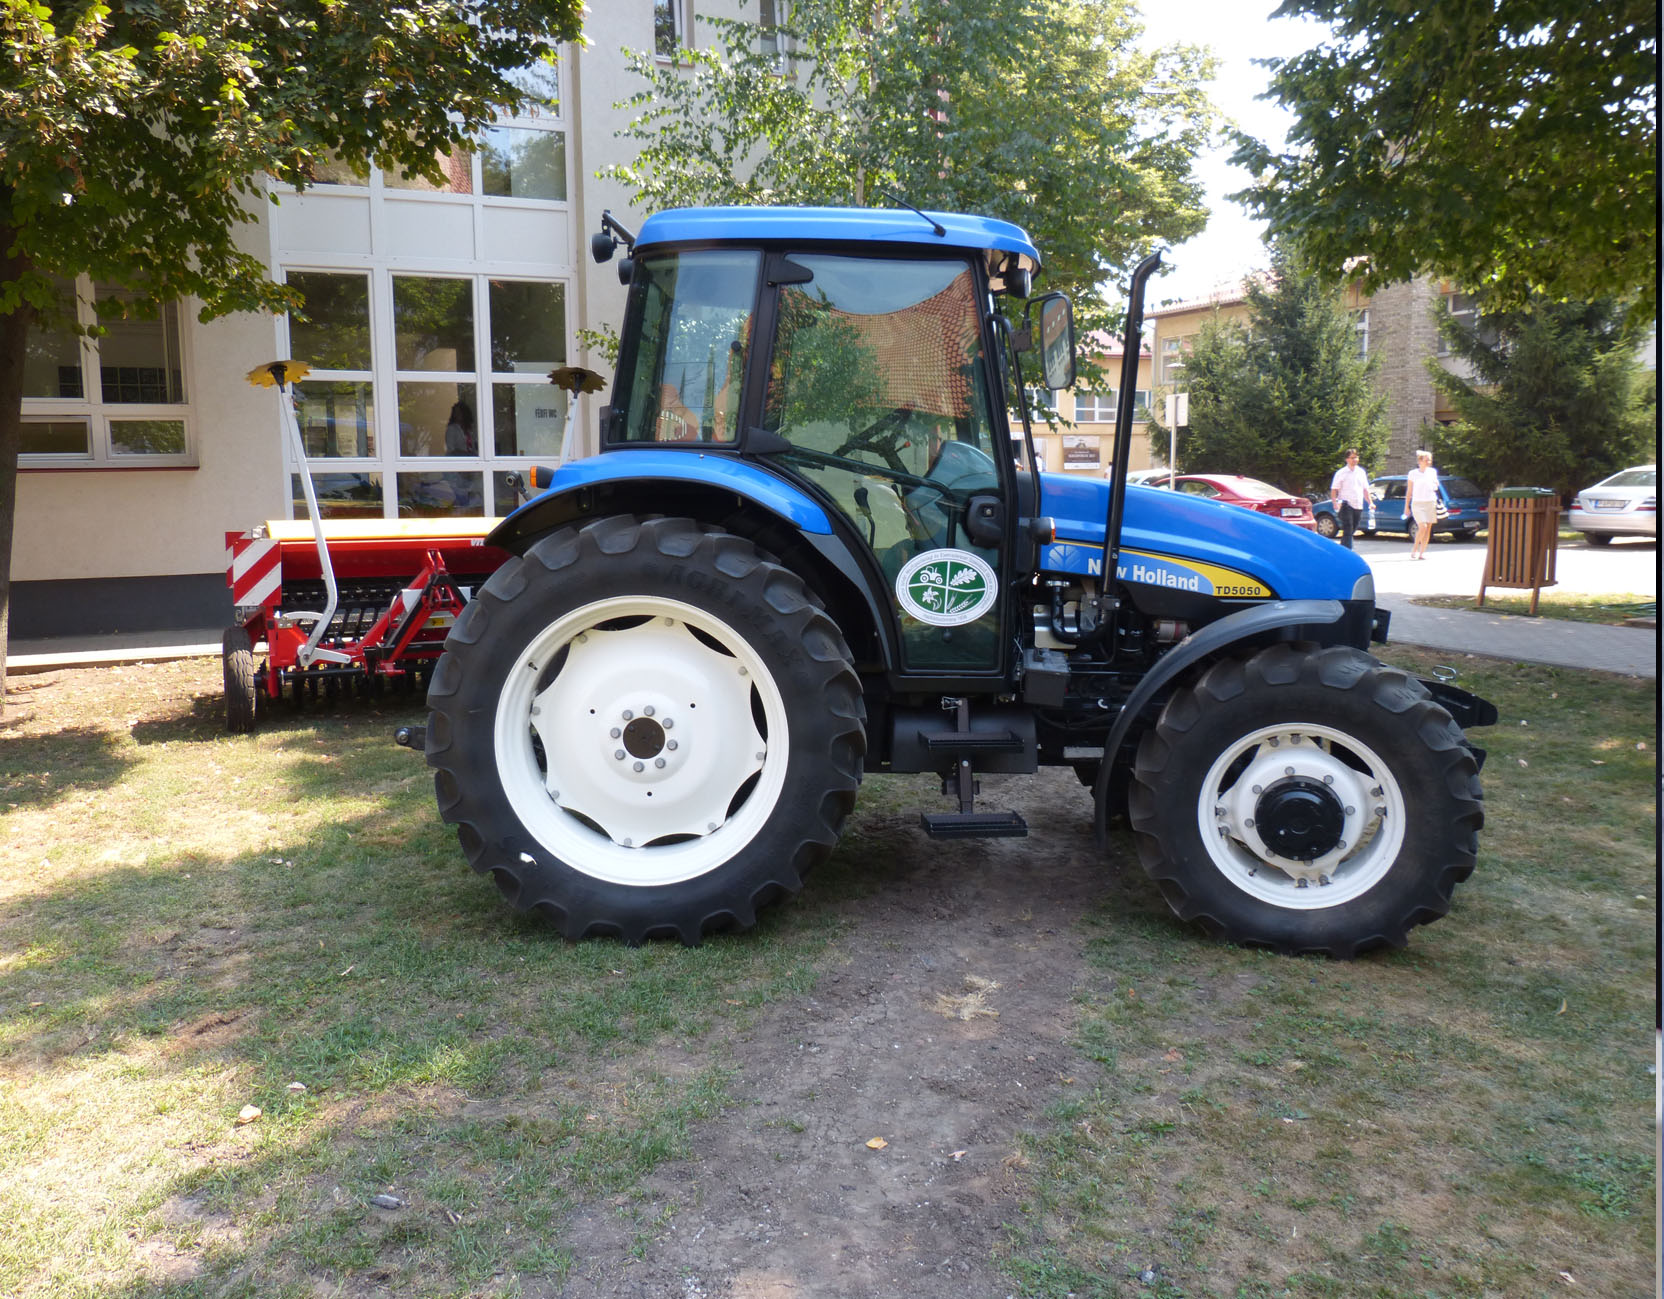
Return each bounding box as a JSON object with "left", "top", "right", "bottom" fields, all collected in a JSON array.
[{"left": 613, "top": 250, "right": 760, "bottom": 444}]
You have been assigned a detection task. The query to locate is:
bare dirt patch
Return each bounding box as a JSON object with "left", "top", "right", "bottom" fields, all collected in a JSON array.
[{"left": 548, "top": 788, "right": 1121, "bottom": 1299}]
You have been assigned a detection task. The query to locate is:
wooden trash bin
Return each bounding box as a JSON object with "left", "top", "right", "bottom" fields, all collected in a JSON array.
[{"left": 1479, "top": 487, "right": 1559, "bottom": 613}]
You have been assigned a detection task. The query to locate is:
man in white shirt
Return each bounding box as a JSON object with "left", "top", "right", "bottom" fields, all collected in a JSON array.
[{"left": 1329, "top": 448, "right": 1371, "bottom": 549}]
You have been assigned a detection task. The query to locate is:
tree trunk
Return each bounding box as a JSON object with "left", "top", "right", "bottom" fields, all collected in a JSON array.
[{"left": 0, "top": 239, "right": 36, "bottom": 711}]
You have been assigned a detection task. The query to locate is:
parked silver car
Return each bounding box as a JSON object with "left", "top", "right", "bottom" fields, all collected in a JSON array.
[{"left": 1568, "top": 465, "right": 1656, "bottom": 545}]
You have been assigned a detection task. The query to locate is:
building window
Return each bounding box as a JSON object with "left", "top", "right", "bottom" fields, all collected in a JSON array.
[
  {"left": 1438, "top": 291, "right": 1501, "bottom": 355},
  {"left": 1019, "top": 386, "right": 1059, "bottom": 419},
  {"left": 1160, "top": 336, "right": 1186, "bottom": 384},
  {"left": 1073, "top": 392, "right": 1115, "bottom": 423},
  {"left": 1352, "top": 308, "right": 1369, "bottom": 357},
  {"left": 284, "top": 269, "right": 573, "bottom": 519},
  {"left": 759, "top": 0, "right": 787, "bottom": 68},
  {"left": 20, "top": 278, "right": 192, "bottom": 467},
  {"left": 655, "top": 0, "right": 685, "bottom": 57}
]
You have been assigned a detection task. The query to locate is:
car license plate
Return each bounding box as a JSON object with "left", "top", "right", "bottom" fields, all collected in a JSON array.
[
  {"left": 1280, "top": 507, "right": 1303, "bottom": 517},
  {"left": 1591, "top": 498, "right": 1625, "bottom": 511}
]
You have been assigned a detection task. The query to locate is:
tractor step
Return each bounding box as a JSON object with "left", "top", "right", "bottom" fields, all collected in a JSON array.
[
  {"left": 919, "top": 810, "right": 1029, "bottom": 839},
  {"left": 920, "top": 728, "right": 1025, "bottom": 752}
]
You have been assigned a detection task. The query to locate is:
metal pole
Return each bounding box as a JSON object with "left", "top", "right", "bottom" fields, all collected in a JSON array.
[{"left": 272, "top": 364, "right": 349, "bottom": 668}]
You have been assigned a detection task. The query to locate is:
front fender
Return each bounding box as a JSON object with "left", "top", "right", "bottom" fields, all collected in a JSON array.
[{"left": 1090, "top": 598, "right": 1347, "bottom": 841}]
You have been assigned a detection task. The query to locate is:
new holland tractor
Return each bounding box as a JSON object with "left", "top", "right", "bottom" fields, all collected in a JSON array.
[{"left": 414, "top": 205, "right": 1497, "bottom": 956}]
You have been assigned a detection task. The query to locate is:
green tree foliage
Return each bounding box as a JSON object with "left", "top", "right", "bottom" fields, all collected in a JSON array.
[
  {"left": 1231, "top": 1, "right": 1657, "bottom": 321},
  {"left": 610, "top": 0, "right": 1217, "bottom": 332},
  {"left": 0, "top": 0, "right": 584, "bottom": 696},
  {"left": 1157, "top": 257, "right": 1388, "bottom": 492},
  {"left": 1427, "top": 296, "right": 1656, "bottom": 500}
]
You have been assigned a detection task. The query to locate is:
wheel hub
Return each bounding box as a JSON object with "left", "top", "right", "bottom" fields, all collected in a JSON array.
[
  {"left": 1212, "top": 729, "right": 1392, "bottom": 891},
  {"left": 1254, "top": 776, "right": 1346, "bottom": 861},
  {"left": 622, "top": 714, "right": 667, "bottom": 759}
]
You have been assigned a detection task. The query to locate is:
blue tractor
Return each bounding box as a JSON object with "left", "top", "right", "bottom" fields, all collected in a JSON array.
[{"left": 420, "top": 206, "right": 1496, "bottom": 956}]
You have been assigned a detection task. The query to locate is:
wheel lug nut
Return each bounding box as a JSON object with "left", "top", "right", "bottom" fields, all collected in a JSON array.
[
  {"left": 1245, "top": 817, "right": 1255, "bottom": 828},
  {"left": 644, "top": 705, "right": 655, "bottom": 717},
  {"left": 610, "top": 727, "right": 621, "bottom": 738},
  {"left": 663, "top": 718, "right": 674, "bottom": 729},
  {"left": 633, "top": 761, "right": 644, "bottom": 772},
  {"left": 1284, "top": 766, "right": 1294, "bottom": 776},
  {"left": 655, "top": 758, "right": 666, "bottom": 769},
  {"left": 614, "top": 749, "right": 625, "bottom": 760},
  {"left": 622, "top": 709, "right": 634, "bottom": 721},
  {"left": 1344, "top": 806, "right": 1355, "bottom": 815},
  {"left": 1323, "top": 774, "right": 1334, "bottom": 784},
  {"left": 666, "top": 740, "right": 678, "bottom": 751},
  {"left": 1251, "top": 785, "right": 1262, "bottom": 795}
]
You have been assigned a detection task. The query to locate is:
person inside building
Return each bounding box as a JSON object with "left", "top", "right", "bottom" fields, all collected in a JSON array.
[{"left": 443, "top": 399, "right": 476, "bottom": 455}]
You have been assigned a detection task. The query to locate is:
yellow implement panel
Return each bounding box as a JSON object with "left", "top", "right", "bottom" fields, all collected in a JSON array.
[{"left": 264, "top": 518, "right": 497, "bottom": 543}]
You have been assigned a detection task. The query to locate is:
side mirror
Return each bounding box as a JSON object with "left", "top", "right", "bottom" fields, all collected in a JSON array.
[{"left": 1035, "top": 292, "right": 1075, "bottom": 391}]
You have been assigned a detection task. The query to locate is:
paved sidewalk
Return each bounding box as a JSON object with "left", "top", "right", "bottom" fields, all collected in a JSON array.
[
  {"left": 8, "top": 628, "right": 223, "bottom": 675},
  {"left": 1378, "top": 598, "right": 1655, "bottom": 678}
]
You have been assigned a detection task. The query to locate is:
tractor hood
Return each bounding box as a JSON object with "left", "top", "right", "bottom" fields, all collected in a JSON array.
[{"left": 1038, "top": 475, "right": 1373, "bottom": 602}]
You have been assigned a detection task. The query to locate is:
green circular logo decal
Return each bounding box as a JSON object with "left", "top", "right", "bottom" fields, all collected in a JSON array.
[{"left": 894, "top": 549, "right": 999, "bottom": 627}]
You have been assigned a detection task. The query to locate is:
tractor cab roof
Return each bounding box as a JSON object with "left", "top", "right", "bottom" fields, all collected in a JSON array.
[{"left": 633, "top": 206, "right": 1041, "bottom": 293}]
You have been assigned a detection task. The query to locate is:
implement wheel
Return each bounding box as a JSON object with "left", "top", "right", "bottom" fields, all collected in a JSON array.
[
  {"left": 223, "top": 627, "right": 257, "bottom": 734},
  {"left": 1128, "top": 644, "right": 1483, "bottom": 957},
  {"left": 426, "top": 516, "right": 867, "bottom": 944}
]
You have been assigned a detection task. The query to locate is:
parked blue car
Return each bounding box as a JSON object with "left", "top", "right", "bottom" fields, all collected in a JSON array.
[
  {"left": 1310, "top": 495, "right": 1376, "bottom": 539},
  {"left": 1368, "top": 474, "right": 1489, "bottom": 540}
]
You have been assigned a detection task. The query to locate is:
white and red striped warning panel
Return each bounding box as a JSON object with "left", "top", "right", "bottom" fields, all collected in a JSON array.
[{"left": 226, "top": 530, "right": 281, "bottom": 610}]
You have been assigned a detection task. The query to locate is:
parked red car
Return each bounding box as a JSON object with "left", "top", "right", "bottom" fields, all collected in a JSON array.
[{"left": 1155, "top": 475, "right": 1318, "bottom": 529}]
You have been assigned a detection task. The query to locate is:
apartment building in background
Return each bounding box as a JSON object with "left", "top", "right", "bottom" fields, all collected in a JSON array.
[{"left": 1146, "top": 274, "right": 1472, "bottom": 482}]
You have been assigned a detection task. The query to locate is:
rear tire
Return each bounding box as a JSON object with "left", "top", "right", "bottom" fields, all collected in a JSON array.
[
  {"left": 1128, "top": 644, "right": 1482, "bottom": 957},
  {"left": 223, "top": 627, "right": 257, "bottom": 734},
  {"left": 1314, "top": 513, "right": 1339, "bottom": 539},
  {"left": 1587, "top": 532, "right": 1614, "bottom": 546},
  {"left": 426, "top": 516, "right": 866, "bottom": 943}
]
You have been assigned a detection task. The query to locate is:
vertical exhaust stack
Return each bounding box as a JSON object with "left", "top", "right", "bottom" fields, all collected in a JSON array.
[{"left": 1099, "top": 252, "right": 1164, "bottom": 617}]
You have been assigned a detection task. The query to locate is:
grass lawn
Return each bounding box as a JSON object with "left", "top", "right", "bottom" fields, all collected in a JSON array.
[
  {"left": 1002, "top": 646, "right": 1657, "bottom": 1297},
  {"left": 0, "top": 646, "right": 1655, "bottom": 1297},
  {"left": 1414, "top": 592, "right": 1657, "bottom": 626}
]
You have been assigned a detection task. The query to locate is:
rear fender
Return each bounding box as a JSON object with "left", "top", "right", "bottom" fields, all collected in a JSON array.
[{"left": 486, "top": 457, "right": 899, "bottom": 671}]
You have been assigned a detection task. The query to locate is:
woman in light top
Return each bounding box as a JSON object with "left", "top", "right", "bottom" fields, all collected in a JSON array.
[{"left": 1403, "top": 448, "right": 1440, "bottom": 559}]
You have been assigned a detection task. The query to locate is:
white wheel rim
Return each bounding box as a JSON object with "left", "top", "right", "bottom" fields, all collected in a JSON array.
[
  {"left": 493, "top": 596, "right": 789, "bottom": 887},
  {"left": 1196, "top": 722, "right": 1407, "bottom": 910}
]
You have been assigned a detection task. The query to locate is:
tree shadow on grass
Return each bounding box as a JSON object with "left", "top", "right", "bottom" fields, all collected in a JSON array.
[
  {"left": 0, "top": 723, "right": 139, "bottom": 811},
  {"left": 0, "top": 797, "right": 853, "bottom": 1299}
]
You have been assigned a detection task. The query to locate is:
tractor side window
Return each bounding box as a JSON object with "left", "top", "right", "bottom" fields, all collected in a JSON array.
[
  {"left": 614, "top": 250, "right": 759, "bottom": 444},
  {"left": 764, "top": 254, "right": 1005, "bottom": 672}
]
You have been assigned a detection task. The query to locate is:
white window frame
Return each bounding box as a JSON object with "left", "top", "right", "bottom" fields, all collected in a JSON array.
[
  {"left": 20, "top": 276, "right": 196, "bottom": 469},
  {"left": 1073, "top": 391, "right": 1116, "bottom": 423},
  {"left": 655, "top": 0, "right": 688, "bottom": 59},
  {"left": 1352, "top": 308, "right": 1369, "bottom": 357},
  {"left": 281, "top": 266, "right": 575, "bottom": 521}
]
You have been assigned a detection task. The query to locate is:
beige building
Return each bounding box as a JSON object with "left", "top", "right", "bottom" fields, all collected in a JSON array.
[
  {"left": 14, "top": 4, "right": 760, "bottom": 638},
  {"left": 1015, "top": 334, "right": 1153, "bottom": 478}
]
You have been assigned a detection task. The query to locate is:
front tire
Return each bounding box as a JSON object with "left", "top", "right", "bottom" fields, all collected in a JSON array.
[
  {"left": 425, "top": 516, "right": 866, "bottom": 943},
  {"left": 1128, "top": 644, "right": 1483, "bottom": 957}
]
